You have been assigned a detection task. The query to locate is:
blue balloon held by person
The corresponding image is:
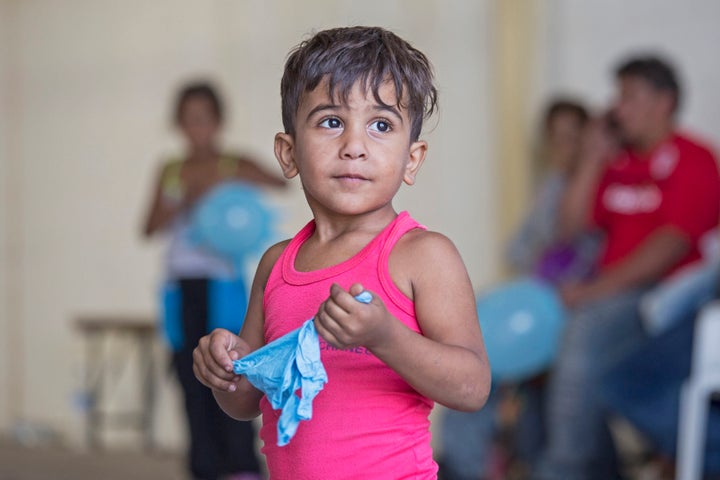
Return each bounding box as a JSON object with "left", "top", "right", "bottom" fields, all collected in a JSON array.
[
  {"left": 189, "top": 181, "right": 277, "bottom": 266},
  {"left": 477, "top": 277, "right": 566, "bottom": 383}
]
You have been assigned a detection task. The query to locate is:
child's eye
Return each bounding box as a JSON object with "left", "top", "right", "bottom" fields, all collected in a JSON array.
[
  {"left": 319, "top": 117, "right": 342, "bottom": 129},
  {"left": 369, "top": 120, "right": 391, "bottom": 133}
]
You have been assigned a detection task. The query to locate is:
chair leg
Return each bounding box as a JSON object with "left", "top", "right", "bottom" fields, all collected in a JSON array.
[{"left": 676, "top": 381, "right": 709, "bottom": 480}]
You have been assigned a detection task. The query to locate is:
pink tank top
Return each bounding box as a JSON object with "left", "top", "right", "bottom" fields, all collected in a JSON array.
[{"left": 261, "top": 212, "right": 438, "bottom": 479}]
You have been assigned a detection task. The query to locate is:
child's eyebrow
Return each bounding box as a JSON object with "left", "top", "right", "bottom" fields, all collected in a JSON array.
[
  {"left": 305, "top": 103, "right": 338, "bottom": 121},
  {"left": 305, "top": 102, "right": 404, "bottom": 124},
  {"left": 373, "top": 104, "right": 404, "bottom": 124}
]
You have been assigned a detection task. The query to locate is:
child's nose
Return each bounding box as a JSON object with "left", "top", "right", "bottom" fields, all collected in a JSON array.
[{"left": 340, "top": 125, "right": 367, "bottom": 160}]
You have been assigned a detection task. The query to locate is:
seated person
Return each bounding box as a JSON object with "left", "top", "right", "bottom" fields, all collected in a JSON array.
[
  {"left": 601, "top": 228, "right": 720, "bottom": 477},
  {"left": 440, "top": 98, "right": 596, "bottom": 480},
  {"left": 533, "top": 55, "right": 720, "bottom": 480}
]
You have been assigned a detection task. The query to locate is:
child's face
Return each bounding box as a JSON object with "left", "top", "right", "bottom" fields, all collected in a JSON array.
[
  {"left": 274, "top": 79, "right": 426, "bottom": 217},
  {"left": 178, "top": 96, "right": 220, "bottom": 150}
]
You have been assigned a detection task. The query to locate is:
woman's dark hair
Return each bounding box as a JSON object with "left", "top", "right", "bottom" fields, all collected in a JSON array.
[
  {"left": 174, "top": 81, "right": 224, "bottom": 124},
  {"left": 615, "top": 55, "right": 681, "bottom": 113},
  {"left": 280, "top": 26, "right": 438, "bottom": 141},
  {"left": 543, "top": 99, "right": 589, "bottom": 131}
]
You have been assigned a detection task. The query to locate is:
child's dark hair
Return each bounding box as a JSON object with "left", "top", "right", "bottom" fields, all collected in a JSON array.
[
  {"left": 543, "top": 98, "right": 589, "bottom": 131},
  {"left": 280, "top": 26, "right": 438, "bottom": 141},
  {"left": 615, "top": 55, "right": 681, "bottom": 113},
  {"left": 174, "top": 81, "right": 224, "bottom": 124}
]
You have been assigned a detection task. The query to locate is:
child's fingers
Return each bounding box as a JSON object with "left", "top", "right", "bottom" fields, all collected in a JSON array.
[
  {"left": 316, "top": 301, "right": 360, "bottom": 349},
  {"left": 207, "top": 329, "right": 239, "bottom": 372},
  {"left": 314, "top": 319, "right": 347, "bottom": 349},
  {"left": 322, "top": 296, "right": 351, "bottom": 323},
  {"left": 315, "top": 302, "right": 342, "bottom": 342},
  {"left": 193, "top": 344, "right": 235, "bottom": 383},
  {"left": 192, "top": 358, "right": 238, "bottom": 392},
  {"left": 348, "top": 283, "right": 365, "bottom": 297},
  {"left": 328, "top": 283, "right": 353, "bottom": 309},
  {"left": 329, "top": 283, "right": 371, "bottom": 311},
  {"left": 192, "top": 332, "right": 240, "bottom": 391}
]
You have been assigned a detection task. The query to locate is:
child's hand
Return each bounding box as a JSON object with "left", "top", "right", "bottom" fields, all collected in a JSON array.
[
  {"left": 193, "top": 329, "right": 252, "bottom": 393},
  {"left": 314, "top": 283, "right": 392, "bottom": 350}
]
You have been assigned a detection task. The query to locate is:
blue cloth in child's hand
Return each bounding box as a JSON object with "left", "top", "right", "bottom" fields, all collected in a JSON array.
[
  {"left": 233, "top": 319, "right": 324, "bottom": 446},
  {"left": 232, "top": 291, "right": 372, "bottom": 446}
]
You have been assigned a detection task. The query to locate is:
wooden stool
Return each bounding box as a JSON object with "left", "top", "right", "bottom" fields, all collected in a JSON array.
[{"left": 75, "top": 315, "right": 157, "bottom": 450}]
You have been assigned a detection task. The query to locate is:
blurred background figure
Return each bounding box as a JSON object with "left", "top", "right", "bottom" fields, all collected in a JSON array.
[
  {"left": 600, "top": 238, "right": 720, "bottom": 479},
  {"left": 534, "top": 55, "right": 720, "bottom": 480},
  {"left": 142, "top": 81, "right": 285, "bottom": 480},
  {"left": 440, "top": 98, "right": 598, "bottom": 480},
  {"left": 506, "top": 99, "right": 599, "bottom": 285}
]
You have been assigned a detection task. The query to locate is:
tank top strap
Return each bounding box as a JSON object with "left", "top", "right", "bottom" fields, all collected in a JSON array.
[
  {"left": 160, "top": 158, "right": 184, "bottom": 202},
  {"left": 377, "top": 211, "right": 426, "bottom": 316}
]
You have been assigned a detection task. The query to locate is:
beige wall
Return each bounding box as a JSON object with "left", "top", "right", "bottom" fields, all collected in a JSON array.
[
  {"left": 535, "top": 0, "right": 720, "bottom": 147},
  {"left": 0, "top": 0, "right": 497, "bottom": 448},
  {"left": 0, "top": 0, "right": 11, "bottom": 433}
]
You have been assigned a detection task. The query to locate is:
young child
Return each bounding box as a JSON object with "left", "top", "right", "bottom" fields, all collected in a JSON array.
[{"left": 192, "top": 26, "right": 490, "bottom": 479}]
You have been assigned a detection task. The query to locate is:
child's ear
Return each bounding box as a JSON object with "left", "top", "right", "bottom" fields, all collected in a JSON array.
[
  {"left": 403, "top": 140, "right": 427, "bottom": 185},
  {"left": 274, "top": 132, "right": 299, "bottom": 179}
]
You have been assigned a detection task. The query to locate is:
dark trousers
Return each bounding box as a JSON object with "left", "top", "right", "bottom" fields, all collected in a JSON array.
[
  {"left": 174, "top": 278, "right": 260, "bottom": 480},
  {"left": 601, "top": 313, "right": 720, "bottom": 474}
]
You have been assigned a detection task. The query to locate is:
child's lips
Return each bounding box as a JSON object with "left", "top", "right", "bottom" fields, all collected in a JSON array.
[{"left": 333, "top": 173, "right": 369, "bottom": 182}]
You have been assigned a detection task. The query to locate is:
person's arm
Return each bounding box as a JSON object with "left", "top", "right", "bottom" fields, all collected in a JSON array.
[
  {"left": 235, "top": 156, "right": 287, "bottom": 188},
  {"left": 192, "top": 240, "right": 288, "bottom": 420},
  {"left": 561, "top": 226, "right": 690, "bottom": 307},
  {"left": 143, "top": 166, "right": 182, "bottom": 237},
  {"left": 314, "top": 231, "right": 490, "bottom": 412},
  {"left": 558, "top": 119, "right": 617, "bottom": 240}
]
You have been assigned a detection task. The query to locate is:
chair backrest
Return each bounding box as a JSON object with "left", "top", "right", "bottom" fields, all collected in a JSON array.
[{"left": 692, "top": 300, "right": 720, "bottom": 376}]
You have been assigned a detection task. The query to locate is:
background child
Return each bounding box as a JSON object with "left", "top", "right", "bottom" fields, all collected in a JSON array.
[
  {"left": 142, "top": 81, "right": 285, "bottom": 480},
  {"left": 192, "top": 26, "right": 490, "bottom": 479}
]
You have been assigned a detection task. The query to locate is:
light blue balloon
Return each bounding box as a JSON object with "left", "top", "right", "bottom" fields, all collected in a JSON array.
[
  {"left": 477, "top": 277, "right": 566, "bottom": 383},
  {"left": 189, "top": 181, "right": 277, "bottom": 264}
]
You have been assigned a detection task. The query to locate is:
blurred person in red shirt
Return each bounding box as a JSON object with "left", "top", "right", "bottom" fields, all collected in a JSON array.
[{"left": 533, "top": 55, "right": 720, "bottom": 480}]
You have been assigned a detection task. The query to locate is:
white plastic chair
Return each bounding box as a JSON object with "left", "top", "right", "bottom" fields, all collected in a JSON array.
[{"left": 676, "top": 299, "right": 720, "bottom": 480}]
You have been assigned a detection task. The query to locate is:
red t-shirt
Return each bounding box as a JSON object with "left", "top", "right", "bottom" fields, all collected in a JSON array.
[{"left": 592, "top": 132, "right": 720, "bottom": 275}]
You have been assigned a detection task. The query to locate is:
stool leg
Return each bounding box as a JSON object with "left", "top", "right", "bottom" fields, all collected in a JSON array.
[
  {"left": 676, "top": 381, "right": 708, "bottom": 480},
  {"left": 140, "top": 333, "right": 156, "bottom": 451},
  {"left": 85, "top": 331, "right": 104, "bottom": 450}
]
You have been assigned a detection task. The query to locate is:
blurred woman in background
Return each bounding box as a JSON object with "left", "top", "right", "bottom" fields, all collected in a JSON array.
[{"left": 142, "top": 81, "right": 285, "bottom": 480}]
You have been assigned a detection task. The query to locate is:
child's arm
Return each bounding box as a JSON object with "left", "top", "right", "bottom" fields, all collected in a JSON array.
[
  {"left": 193, "top": 241, "right": 288, "bottom": 419},
  {"left": 314, "top": 230, "right": 490, "bottom": 412}
]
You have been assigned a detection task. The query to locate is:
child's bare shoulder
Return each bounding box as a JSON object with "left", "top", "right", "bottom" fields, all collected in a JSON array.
[
  {"left": 395, "top": 228, "right": 462, "bottom": 264},
  {"left": 390, "top": 228, "right": 467, "bottom": 295},
  {"left": 251, "top": 239, "right": 291, "bottom": 285},
  {"left": 259, "top": 239, "right": 292, "bottom": 269}
]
